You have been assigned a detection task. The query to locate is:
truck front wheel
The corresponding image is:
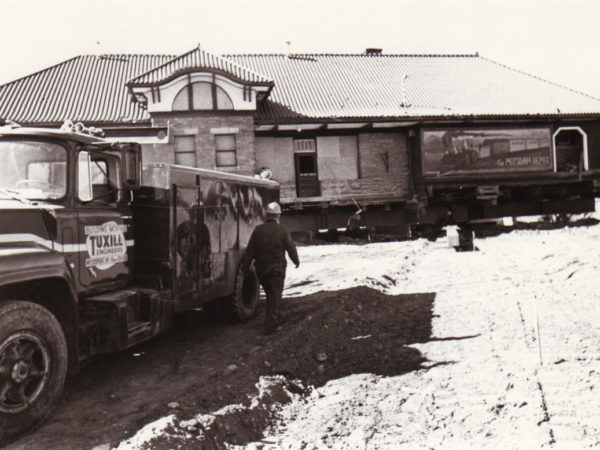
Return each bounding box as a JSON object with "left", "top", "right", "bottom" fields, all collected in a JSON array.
[{"left": 0, "top": 301, "right": 68, "bottom": 443}]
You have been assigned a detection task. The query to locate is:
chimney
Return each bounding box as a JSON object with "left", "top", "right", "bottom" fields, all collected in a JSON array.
[{"left": 365, "top": 48, "right": 382, "bottom": 56}]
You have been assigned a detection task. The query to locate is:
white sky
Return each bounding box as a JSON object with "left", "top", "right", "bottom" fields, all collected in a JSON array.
[{"left": 1, "top": 0, "right": 599, "bottom": 96}]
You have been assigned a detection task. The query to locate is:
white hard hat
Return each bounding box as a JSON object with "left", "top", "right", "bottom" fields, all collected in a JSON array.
[{"left": 266, "top": 202, "right": 281, "bottom": 215}]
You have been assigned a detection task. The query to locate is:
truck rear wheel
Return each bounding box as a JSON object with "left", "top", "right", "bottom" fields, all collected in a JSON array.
[
  {"left": 226, "top": 264, "right": 261, "bottom": 322},
  {"left": 0, "top": 301, "right": 68, "bottom": 444}
]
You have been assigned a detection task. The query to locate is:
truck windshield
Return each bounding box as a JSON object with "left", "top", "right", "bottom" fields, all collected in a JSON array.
[{"left": 0, "top": 140, "right": 67, "bottom": 200}]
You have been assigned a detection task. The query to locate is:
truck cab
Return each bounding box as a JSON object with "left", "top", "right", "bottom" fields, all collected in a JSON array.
[{"left": 0, "top": 125, "right": 140, "bottom": 288}]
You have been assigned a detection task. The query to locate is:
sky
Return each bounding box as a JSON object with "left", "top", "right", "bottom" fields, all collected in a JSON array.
[{"left": 0, "top": 0, "right": 599, "bottom": 96}]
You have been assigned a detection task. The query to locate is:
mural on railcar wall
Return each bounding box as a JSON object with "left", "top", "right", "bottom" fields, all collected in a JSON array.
[{"left": 421, "top": 128, "right": 553, "bottom": 175}]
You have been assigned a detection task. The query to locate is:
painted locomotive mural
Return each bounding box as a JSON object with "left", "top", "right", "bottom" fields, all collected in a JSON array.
[{"left": 422, "top": 128, "right": 553, "bottom": 174}]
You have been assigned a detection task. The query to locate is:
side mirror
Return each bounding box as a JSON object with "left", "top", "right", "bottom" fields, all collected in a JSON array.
[{"left": 121, "top": 144, "right": 141, "bottom": 189}]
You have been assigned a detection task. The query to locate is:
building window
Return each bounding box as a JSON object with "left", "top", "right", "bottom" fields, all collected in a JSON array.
[
  {"left": 294, "top": 139, "right": 316, "bottom": 153},
  {"left": 172, "top": 81, "right": 234, "bottom": 111},
  {"left": 174, "top": 135, "right": 197, "bottom": 167},
  {"left": 215, "top": 134, "right": 237, "bottom": 167}
]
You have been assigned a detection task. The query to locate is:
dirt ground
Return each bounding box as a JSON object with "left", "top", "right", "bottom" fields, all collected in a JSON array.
[{"left": 5, "top": 286, "right": 434, "bottom": 450}]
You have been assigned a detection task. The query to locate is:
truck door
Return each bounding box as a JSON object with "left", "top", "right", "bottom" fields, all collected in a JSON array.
[{"left": 76, "top": 150, "right": 133, "bottom": 290}]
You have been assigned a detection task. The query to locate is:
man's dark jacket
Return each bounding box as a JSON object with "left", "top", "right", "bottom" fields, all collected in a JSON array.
[{"left": 243, "top": 219, "right": 299, "bottom": 277}]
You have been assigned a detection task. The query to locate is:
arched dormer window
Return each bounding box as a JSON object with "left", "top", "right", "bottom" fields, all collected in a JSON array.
[{"left": 172, "top": 81, "right": 234, "bottom": 111}]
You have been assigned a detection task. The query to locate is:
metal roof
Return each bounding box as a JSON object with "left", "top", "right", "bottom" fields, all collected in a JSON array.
[
  {"left": 0, "top": 54, "right": 173, "bottom": 126},
  {"left": 226, "top": 53, "right": 600, "bottom": 120},
  {"left": 2, "top": 51, "right": 600, "bottom": 126},
  {"left": 127, "top": 46, "right": 273, "bottom": 87}
]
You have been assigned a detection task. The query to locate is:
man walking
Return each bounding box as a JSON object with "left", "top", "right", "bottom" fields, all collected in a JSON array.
[{"left": 243, "top": 202, "right": 299, "bottom": 334}]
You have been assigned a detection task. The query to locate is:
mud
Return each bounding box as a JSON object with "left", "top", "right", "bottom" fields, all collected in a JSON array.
[{"left": 5, "top": 287, "right": 434, "bottom": 450}]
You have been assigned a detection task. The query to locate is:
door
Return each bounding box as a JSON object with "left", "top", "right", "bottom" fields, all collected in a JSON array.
[
  {"left": 77, "top": 151, "right": 133, "bottom": 290},
  {"left": 294, "top": 139, "right": 320, "bottom": 197}
]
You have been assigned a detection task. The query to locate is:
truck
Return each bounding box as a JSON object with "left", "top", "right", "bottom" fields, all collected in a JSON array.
[{"left": 0, "top": 124, "right": 279, "bottom": 442}]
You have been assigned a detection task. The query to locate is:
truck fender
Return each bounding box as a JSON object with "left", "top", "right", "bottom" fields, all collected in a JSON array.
[{"left": 0, "top": 246, "right": 80, "bottom": 375}]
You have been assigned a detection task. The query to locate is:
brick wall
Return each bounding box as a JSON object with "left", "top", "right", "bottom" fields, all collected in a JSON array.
[
  {"left": 358, "top": 132, "right": 407, "bottom": 178},
  {"left": 277, "top": 131, "right": 410, "bottom": 201},
  {"left": 315, "top": 132, "right": 410, "bottom": 198},
  {"left": 143, "top": 118, "right": 411, "bottom": 202},
  {"left": 255, "top": 131, "right": 411, "bottom": 202},
  {"left": 254, "top": 136, "right": 295, "bottom": 182},
  {"left": 145, "top": 113, "right": 257, "bottom": 175},
  {"left": 319, "top": 176, "right": 410, "bottom": 198}
]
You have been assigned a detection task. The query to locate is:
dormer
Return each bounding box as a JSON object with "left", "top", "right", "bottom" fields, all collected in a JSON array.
[{"left": 127, "top": 46, "right": 274, "bottom": 114}]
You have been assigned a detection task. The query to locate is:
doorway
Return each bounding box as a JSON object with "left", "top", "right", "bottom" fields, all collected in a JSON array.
[
  {"left": 294, "top": 139, "right": 320, "bottom": 197},
  {"left": 553, "top": 127, "right": 587, "bottom": 172}
]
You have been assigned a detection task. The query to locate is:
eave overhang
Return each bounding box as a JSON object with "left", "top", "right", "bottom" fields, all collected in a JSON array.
[{"left": 254, "top": 113, "right": 600, "bottom": 133}]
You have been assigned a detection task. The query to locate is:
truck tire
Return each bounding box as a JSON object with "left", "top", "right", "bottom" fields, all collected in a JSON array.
[
  {"left": 226, "top": 264, "right": 261, "bottom": 322},
  {"left": 0, "top": 301, "right": 68, "bottom": 444}
]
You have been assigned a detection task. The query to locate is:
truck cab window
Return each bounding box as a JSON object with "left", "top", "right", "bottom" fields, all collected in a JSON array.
[
  {"left": 0, "top": 140, "right": 67, "bottom": 200},
  {"left": 78, "top": 151, "right": 116, "bottom": 203}
]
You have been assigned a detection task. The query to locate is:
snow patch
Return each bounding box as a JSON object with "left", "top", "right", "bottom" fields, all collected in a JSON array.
[
  {"left": 114, "top": 415, "right": 176, "bottom": 450},
  {"left": 114, "top": 217, "right": 600, "bottom": 448},
  {"left": 112, "top": 376, "right": 305, "bottom": 449}
]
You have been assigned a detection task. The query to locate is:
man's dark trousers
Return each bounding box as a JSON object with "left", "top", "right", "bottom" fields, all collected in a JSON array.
[
  {"left": 242, "top": 216, "right": 299, "bottom": 334},
  {"left": 259, "top": 267, "right": 285, "bottom": 332}
]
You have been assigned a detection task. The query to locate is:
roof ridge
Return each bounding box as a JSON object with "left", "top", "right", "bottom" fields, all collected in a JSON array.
[
  {"left": 92, "top": 53, "right": 177, "bottom": 58},
  {"left": 128, "top": 46, "right": 273, "bottom": 85},
  {"left": 0, "top": 54, "right": 178, "bottom": 89},
  {"left": 126, "top": 47, "right": 201, "bottom": 84},
  {"left": 0, "top": 55, "right": 83, "bottom": 88},
  {"left": 211, "top": 51, "right": 274, "bottom": 83},
  {"left": 225, "top": 52, "right": 480, "bottom": 58},
  {"left": 480, "top": 55, "right": 600, "bottom": 102}
]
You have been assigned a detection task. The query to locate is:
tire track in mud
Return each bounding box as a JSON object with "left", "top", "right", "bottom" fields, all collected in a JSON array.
[
  {"left": 530, "top": 281, "right": 600, "bottom": 444},
  {"left": 510, "top": 273, "right": 557, "bottom": 445},
  {"left": 485, "top": 238, "right": 585, "bottom": 446},
  {"left": 405, "top": 242, "right": 560, "bottom": 447},
  {"left": 471, "top": 230, "right": 599, "bottom": 447}
]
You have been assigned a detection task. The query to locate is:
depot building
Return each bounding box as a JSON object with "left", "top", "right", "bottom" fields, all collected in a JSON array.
[{"left": 2, "top": 46, "right": 600, "bottom": 232}]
